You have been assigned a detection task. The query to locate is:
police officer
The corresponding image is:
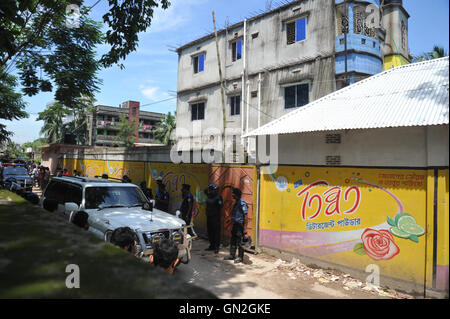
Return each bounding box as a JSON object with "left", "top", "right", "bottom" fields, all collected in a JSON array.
[
  {"left": 224, "top": 187, "right": 248, "bottom": 264},
  {"left": 155, "top": 177, "right": 169, "bottom": 212},
  {"left": 180, "top": 183, "right": 195, "bottom": 236},
  {"left": 204, "top": 184, "right": 223, "bottom": 254},
  {"left": 140, "top": 181, "right": 154, "bottom": 200}
]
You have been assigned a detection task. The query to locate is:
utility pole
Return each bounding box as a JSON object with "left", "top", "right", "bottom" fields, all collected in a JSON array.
[{"left": 213, "top": 11, "right": 227, "bottom": 163}]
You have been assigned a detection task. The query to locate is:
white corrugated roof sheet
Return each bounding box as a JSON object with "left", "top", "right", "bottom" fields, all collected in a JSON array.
[{"left": 244, "top": 57, "right": 449, "bottom": 137}]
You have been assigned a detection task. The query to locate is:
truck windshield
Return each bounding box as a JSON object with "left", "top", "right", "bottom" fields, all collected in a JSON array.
[{"left": 85, "top": 186, "right": 148, "bottom": 209}]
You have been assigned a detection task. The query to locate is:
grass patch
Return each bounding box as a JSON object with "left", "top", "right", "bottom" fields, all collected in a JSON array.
[{"left": 0, "top": 190, "right": 215, "bottom": 299}]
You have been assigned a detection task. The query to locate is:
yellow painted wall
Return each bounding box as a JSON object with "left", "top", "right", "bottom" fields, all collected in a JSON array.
[
  {"left": 146, "top": 162, "right": 210, "bottom": 233},
  {"left": 384, "top": 54, "right": 410, "bottom": 71},
  {"left": 259, "top": 166, "right": 430, "bottom": 286}
]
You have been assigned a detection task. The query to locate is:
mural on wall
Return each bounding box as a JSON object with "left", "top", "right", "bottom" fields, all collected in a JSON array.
[
  {"left": 259, "top": 166, "right": 429, "bottom": 284},
  {"left": 105, "top": 160, "right": 145, "bottom": 184},
  {"left": 209, "top": 165, "right": 256, "bottom": 241},
  {"left": 147, "top": 162, "right": 210, "bottom": 234}
]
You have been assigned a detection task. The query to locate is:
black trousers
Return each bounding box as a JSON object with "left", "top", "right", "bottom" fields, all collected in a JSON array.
[
  {"left": 230, "top": 222, "right": 244, "bottom": 259},
  {"left": 206, "top": 215, "right": 221, "bottom": 250}
]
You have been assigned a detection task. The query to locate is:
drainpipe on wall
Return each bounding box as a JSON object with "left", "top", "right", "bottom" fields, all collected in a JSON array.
[
  {"left": 258, "top": 72, "right": 262, "bottom": 128},
  {"left": 241, "top": 19, "right": 247, "bottom": 150},
  {"left": 255, "top": 165, "right": 261, "bottom": 251},
  {"left": 246, "top": 80, "right": 250, "bottom": 153}
]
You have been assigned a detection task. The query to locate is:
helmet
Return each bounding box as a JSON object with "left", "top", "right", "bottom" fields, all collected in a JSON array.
[{"left": 208, "top": 183, "right": 218, "bottom": 190}]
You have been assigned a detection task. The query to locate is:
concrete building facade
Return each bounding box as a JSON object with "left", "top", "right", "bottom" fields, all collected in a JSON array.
[
  {"left": 90, "top": 101, "right": 164, "bottom": 147},
  {"left": 175, "top": 0, "right": 410, "bottom": 162}
]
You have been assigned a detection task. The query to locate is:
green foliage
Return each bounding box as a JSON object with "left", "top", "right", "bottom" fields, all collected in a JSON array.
[
  {"left": 116, "top": 114, "right": 139, "bottom": 148},
  {"left": 153, "top": 112, "right": 176, "bottom": 145},
  {"left": 4, "top": 140, "right": 23, "bottom": 159},
  {"left": 413, "top": 45, "right": 448, "bottom": 62},
  {"left": 0, "top": 0, "right": 171, "bottom": 142},
  {"left": 100, "top": 0, "right": 171, "bottom": 68},
  {"left": 37, "top": 102, "right": 70, "bottom": 144},
  {"left": 0, "top": 66, "right": 28, "bottom": 143}
]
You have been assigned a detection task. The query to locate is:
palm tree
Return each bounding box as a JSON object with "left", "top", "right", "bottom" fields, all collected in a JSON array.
[
  {"left": 413, "top": 45, "right": 448, "bottom": 62},
  {"left": 154, "top": 112, "right": 176, "bottom": 145},
  {"left": 37, "top": 102, "right": 70, "bottom": 143}
]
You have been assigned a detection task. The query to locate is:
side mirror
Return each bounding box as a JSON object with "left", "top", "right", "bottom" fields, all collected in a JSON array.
[
  {"left": 143, "top": 201, "right": 153, "bottom": 212},
  {"left": 176, "top": 210, "right": 181, "bottom": 218},
  {"left": 65, "top": 202, "right": 79, "bottom": 218}
]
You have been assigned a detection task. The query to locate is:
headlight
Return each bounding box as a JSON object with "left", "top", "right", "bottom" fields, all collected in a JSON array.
[
  {"left": 172, "top": 230, "right": 183, "bottom": 244},
  {"left": 151, "top": 233, "right": 164, "bottom": 245}
]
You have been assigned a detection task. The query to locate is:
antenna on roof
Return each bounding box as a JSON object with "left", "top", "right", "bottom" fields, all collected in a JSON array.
[{"left": 266, "top": 0, "right": 273, "bottom": 11}]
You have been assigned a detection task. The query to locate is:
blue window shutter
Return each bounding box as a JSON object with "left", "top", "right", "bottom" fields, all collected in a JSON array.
[
  {"left": 198, "top": 54, "right": 205, "bottom": 72},
  {"left": 236, "top": 40, "right": 242, "bottom": 60},
  {"left": 296, "top": 18, "right": 306, "bottom": 42}
]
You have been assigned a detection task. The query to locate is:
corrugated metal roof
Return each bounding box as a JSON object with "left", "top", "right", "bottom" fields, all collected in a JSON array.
[{"left": 244, "top": 57, "right": 449, "bottom": 137}]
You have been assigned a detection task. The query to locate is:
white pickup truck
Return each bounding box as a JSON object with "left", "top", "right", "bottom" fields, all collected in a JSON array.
[{"left": 39, "top": 176, "right": 192, "bottom": 264}]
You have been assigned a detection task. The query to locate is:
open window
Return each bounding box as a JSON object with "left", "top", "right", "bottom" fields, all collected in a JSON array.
[
  {"left": 231, "top": 40, "right": 242, "bottom": 62},
  {"left": 193, "top": 53, "right": 205, "bottom": 73},
  {"left": 286, "top": 17, "right": 307, "bottom": 45}
]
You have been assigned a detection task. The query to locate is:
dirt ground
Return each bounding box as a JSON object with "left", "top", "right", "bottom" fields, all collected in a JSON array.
[{"left": 176, "top": 238, "right": 415, "bottom": 299}]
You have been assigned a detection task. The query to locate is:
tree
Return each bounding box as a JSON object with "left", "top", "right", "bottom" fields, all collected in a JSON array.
[
  {"left": 37, "top": 102, "right": 70, "bottom": 144},
  {"left": 413, "top": 45, "right": 448, "bottom": 62},
  {"left": 0, "top": 66, "right": 28, "bottom": 143},
  {"left": 4, "top": 140, "right": 23, "bottom": 159},
  {"left": 154, "top": 112, "right": 176, "bottom": 145},
  {"left": 1, "top": 0, "right": 171, "bottom": 140},
  {"left": 63, "top": 96, "right": 95, "bottom": 145},
  {"left": 116, "top": 114, "right": 139, "bottom": 148}
]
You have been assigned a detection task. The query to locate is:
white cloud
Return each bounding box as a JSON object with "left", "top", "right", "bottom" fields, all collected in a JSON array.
[
  {"left": 140, "top": 85, "right": 170, "bottom": 101},
  {"left": 146, "top": 0, "right": 209, "bottom": 34}
]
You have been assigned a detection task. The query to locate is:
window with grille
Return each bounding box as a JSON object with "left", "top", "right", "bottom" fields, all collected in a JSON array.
[
  {"left": 230, "top": 95, "right": 241, "bottom": 116},
  {"left": 286, "top": 17, "right": 307, "bottom": 45},
  {"left": 193, "top": 54, "right": 205, "bottom": 73},
  {"left": 231, "top": 40, "right": 242, "bottom": 62},
  {"left": 191, "top": 102, "right": 205, "bottom": 121},
  {"left": 284, "top": 83, "right": 309, "bottom": 109}
]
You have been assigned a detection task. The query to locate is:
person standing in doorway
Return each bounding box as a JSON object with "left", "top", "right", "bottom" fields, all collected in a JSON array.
[
  {"left": 204, "top": 184, "right": 223, "bottom": 254},
  {"left": 224, "top": 187, "right": 248, "bottom": 264}
]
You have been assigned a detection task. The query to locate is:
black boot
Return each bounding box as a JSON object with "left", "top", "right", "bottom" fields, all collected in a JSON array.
[{"left": 224, "top": 245, "right": 236, "bottom": 260}]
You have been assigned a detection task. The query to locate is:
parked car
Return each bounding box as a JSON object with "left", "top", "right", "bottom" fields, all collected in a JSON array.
[
  {"left": 39, "top": 176, "right": 193, "bottom": 264},
  {"left": 0, "top": 164, "right": 33, "bottom": 192}
]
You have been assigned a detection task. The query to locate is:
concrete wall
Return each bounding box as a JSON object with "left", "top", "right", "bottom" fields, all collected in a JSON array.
[
  {"left": 274, "top": 125, "right": 449, "bottom": 168},
  {"left": 176, "top": 0, "right": 336, "bottom": 155}
]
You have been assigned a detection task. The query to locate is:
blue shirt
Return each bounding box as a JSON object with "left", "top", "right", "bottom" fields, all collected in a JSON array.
[{"left": 231, "top": 198, "right": 248, "bottom": 224}]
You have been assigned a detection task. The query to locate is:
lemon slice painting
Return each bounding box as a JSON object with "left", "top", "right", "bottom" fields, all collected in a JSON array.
[{"left": 387, "top": 213, "right": 425, "bottom": 243}]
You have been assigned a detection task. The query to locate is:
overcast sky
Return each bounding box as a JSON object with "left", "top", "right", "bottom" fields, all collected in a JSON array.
[{"left": 2, "top": 0, "right": 449, "bottom": 144}]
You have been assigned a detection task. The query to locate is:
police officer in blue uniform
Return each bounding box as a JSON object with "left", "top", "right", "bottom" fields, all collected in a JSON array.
[
  {"left": 224, "top": 187, "right": 248, "bottom": 264},
  {"left": 204, "top": 184, "right": 223, "bottom": 254}
]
